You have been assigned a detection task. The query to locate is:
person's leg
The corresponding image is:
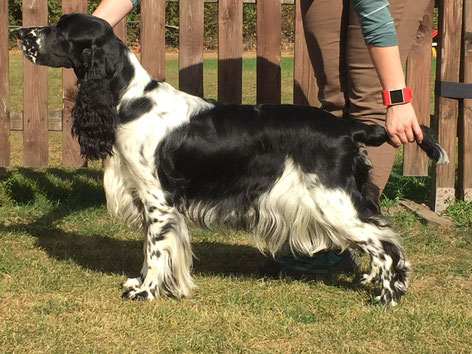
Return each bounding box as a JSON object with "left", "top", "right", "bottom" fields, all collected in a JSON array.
[
  {"left": 301, "top": 0, "right": 350, "bottom": 118},
  {"left": 346, "top": 0, "right": 432, "bottom": 192}
]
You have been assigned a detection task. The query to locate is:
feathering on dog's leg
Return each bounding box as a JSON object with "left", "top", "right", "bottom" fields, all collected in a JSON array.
[
  {"left": 122, "top": 199, "right": 195, "bottom": 301},
  {"left": 354, "top": 226, "right": 410, "bottom": 306}
]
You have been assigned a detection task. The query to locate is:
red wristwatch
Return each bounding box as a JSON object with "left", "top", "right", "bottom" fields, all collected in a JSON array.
[{"left": 382, "top": 87, "right": 412, "bottom": 106}]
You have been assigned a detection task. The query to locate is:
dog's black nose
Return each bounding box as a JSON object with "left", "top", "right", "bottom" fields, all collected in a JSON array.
[{"left": 17, "top": 28, "right": 28, "bottom": 40}]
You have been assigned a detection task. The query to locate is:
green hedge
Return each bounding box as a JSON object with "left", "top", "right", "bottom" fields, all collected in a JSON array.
[{"left": 8, "top": 0, "right": 295, "bottom": 50}]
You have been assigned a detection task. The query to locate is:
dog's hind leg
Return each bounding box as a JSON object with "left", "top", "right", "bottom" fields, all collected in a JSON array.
[
  {"left": 309, "top": 189, "right": 409, "bottom": 305},
  {"left": 350, "top": 223, "right": 410, "bottom": 306},
  {"left": 122, "top": 196, "right": 194, "bottom": 301}
]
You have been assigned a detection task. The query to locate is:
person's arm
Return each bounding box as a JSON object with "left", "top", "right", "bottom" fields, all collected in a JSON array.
[
  {"left": 92, "top": 0, "right": 134, "bottom": 27},
  {"left": 351, "top": 0, "right": 423, "bottom": 146},
  {"left": 368, "top": 45, "right": 423, "bottom": 146}
]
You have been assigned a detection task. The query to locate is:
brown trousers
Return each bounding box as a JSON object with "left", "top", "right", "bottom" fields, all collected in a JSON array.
[{"left": 301, "top": 0, "right": 431, "bottom": 191}]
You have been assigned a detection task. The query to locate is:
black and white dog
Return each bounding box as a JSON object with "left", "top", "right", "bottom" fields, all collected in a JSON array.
[{"left": 18, "top": 13, "right": 448, "bottom": 306}]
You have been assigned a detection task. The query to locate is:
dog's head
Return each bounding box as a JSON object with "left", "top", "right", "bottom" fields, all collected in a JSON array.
[
  {"left": 17, "top": 12, "right": 119, "bottom": 79},
  {"left": 17, "top": 13, "right": 125, "bottom": 160}
]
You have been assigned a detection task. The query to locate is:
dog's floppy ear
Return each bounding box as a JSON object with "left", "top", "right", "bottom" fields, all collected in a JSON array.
[{"left": 71, "top": 42, "right": 117, "bottom": 160}]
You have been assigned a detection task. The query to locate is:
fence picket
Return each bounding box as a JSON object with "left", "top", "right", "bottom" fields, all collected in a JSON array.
[
  {"left": 293, "top": 0, "right": 317, "bottom": 106},
  {"left": 22, "top": 0, "right": 48, "bottom": 167},
  {"left": 459, "top": 0, "right": 472, "bottom": 201},
  {"left": 114, "top": 17, "right": 127, "bottom": 43},
  {"left": 0, "top": 0, "right": 9, "bottom": 166},
  {"left": 256, "top": 0, "right": 281, "bottom": 104},
  {"left": 432, "top": 0, "right": 463, "bottom": 211},
  {"left": 218, "top": 0, "right": 243, "bottom": 104},
  {"left": 141, "top": 0, "right": 166, "bottom": 81},
  {"left": 179, "top": 0, "right": 204, "bottom": 96},
  {"left": 61, "top": 0, "right": 87, "bottom": 167},
  {"left": 403, "top": 0, "right": 434, "bottom": 176}
]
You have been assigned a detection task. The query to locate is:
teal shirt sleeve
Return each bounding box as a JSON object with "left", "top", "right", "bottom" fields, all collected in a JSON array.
[
  {"left": 131, "top": 0, "right": 141, "bottom": 6},
  {"left": 350, "top": 0, "right": 398, "bottom": 46}
]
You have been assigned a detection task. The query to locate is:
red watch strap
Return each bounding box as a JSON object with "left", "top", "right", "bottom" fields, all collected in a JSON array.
[
  {"left": 382, "top": 87, "right": 412, "bottom": 106},
  {"left": 402, "top": 87, "right": 412, "bottom": 103}
]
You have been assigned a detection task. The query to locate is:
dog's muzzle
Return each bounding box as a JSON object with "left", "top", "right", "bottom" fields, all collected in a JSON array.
[{"left": 17, "top": 26, "right": 47, "bottom": 64}]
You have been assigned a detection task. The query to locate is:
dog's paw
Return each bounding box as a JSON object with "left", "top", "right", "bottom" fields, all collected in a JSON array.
[
  {"left": 357, "top": 272, "right": 380, "bottom": 285},
  {"left": 122, "top": 287, "right": 155, "bottom": 301},
  {"left": 121, "top": 284, "right": 158, "bottom": 301},
  {"left": 375, "top": 296, "right": 397, "bottom": 307},
  {"left": 122, "top": 277, "right": 142, "bottom": 290},
  {"left": 121, "top": 277, "right": 158, "bottom": 301},
  {"left": 375, "top": 289, "right": 399, "bottom": 307}
]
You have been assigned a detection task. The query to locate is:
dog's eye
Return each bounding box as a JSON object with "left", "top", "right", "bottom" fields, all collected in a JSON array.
[
  {"left": 56, "top": 32, "right": 66, "bottom": 41},
  {"left": 53, "top": 32, "right": 72, "bottom": 52},
  {"left": 56, "top": 33, "right": 70, "bottom": 45}
]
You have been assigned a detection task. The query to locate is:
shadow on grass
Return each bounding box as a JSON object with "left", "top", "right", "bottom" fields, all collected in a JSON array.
[
  {"left": 0, "top": 167, "right": 105, "bottom": 206},
  {"left": 192, "top": 241, "right": 361, "bottom": 293},
  {"left": 0, "top": 167, "right": 365, "bottom": 296}
]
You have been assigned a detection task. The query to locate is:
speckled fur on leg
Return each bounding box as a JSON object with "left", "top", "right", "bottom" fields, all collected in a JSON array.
[{"left": 121, "top": 200, "right": 195, "bottom": 301}]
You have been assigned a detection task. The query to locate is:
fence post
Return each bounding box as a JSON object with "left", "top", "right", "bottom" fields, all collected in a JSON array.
[
  {"left": 459, "top": 0, "right": 472, "bottom": 201},
  {"left": 114, "top": 17, "right": 127, "bottom": 43},
  {"left": 0, "top": 0, "right": 9, "bottom": 167},
  {"left": 432, "top": 0, "right": 463, "bottom": 211},
  {"left": 141, "top": 0, "right": 166, "bottom": 81},
  {"left": 403, "top": 0, "right": 434, "bottom": 176},
  {"left": 22, "top": 0, "right": 48, "bottom": 167},
  {"left": 256, "top": 0, "right": 281, "bottom": 104},
  {"left": 218, "top": 0, "right": 243, "bottom": 104},
  {"left": 293, "top": 0, "right": 317, "bottom": 106},
  {"left": 62, "top": 0, "right": 87, "bottom": 167},
  {"left": 179, "top": 0, "right": 204, "bottom": 96}
]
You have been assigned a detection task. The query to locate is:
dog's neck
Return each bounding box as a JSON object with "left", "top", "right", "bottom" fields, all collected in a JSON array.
[{"left": 117, "top": 50, "right": 154, "bottom": 104}]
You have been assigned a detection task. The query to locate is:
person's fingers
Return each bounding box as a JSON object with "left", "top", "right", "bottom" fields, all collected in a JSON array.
[
  {"left": 397, "top": 131, "right": 409, "bottom": 145},
  {"left": 388, "top": 132, "right": 402, "bottom": 147},
  {"left": 412, "top": 121, "right": 424, "bottom": 143},
  {"left": 386, "top": 125, "right": 400, "bottom": 147},
  {"left": 405, "top": 127, "right": 415, "bottom": 143}
]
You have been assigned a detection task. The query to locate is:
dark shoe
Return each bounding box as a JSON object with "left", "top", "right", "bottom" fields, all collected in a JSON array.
[{"left": 260, "top": 250, "right": 360, "bottom": 279}]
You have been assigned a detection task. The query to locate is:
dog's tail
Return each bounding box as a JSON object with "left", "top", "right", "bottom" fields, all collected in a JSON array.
[{"left": 351, "top": 123, "right": 449, "bottom": 165}]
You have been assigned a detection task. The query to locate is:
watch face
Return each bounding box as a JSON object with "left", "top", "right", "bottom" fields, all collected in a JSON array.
[{"left": 390, "top": 89, "right": 404, "bottom": 104}]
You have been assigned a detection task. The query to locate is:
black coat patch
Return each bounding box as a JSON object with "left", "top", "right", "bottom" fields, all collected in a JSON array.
[{"left": 118, "top": 97, "right": 154, "bottom": 124}]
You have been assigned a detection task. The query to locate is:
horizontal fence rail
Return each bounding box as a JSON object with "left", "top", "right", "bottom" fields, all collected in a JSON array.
[{"left": 0, "top": 0, "right": 471, "bottom": 210}]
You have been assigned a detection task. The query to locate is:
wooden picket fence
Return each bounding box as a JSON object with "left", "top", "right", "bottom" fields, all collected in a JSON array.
[{"left": 0, "top": 0, "right": 470, "bottom": 211}]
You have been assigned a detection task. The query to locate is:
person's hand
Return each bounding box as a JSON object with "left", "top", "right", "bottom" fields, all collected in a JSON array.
[{"left": 385, "top": 102, "right": 423, "bottom": 147}]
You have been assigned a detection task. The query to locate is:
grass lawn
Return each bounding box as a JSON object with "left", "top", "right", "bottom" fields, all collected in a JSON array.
[
  {"left": 1, "top": 167, "right": 471, "bottom": 353},
  {"left": 1, "top": 50, "right": 471, "bottom": 352}
]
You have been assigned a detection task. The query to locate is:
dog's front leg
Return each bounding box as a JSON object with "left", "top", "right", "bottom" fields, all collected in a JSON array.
[{"left": 122, "top": 197, "right": 195, "bottom": 301}]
